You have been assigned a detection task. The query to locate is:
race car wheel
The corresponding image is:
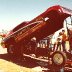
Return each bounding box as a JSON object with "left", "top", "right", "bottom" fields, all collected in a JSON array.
[
  {"left": 7, "top": 45, "right": 15, "bottom": 54},
  {"left": 52, "top": 51, "right": 67, "bottom": 68}
]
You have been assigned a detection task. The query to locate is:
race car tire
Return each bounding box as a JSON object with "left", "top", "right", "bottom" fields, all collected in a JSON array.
[
  {"left": 51, "top": 51, "right": 67, "bottom": 69},
  {"left": 7, "top": 45, "right": 14, "bottom": 54}
]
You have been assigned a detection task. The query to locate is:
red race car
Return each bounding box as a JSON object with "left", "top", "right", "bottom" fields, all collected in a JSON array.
[{"left": 1, "top": 5, "right": 72, "bottom": 71}]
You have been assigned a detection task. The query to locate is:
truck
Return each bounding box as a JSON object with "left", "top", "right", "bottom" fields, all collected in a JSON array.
[{"left": 1, "top": 5, "right": 72, "bottom": 71}]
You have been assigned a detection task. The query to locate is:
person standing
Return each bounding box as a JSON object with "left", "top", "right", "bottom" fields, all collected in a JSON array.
[
  {"left": 30, "top": 37, "right": 37, "bottom": 54},
  {"left": 61, "top": 29, "right": 67, "bottom": 52},
  {"left": 56, "top": 32, "right": 62, "bottom": 51}
]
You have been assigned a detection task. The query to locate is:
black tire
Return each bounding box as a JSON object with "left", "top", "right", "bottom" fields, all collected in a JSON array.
[
  {"left": 51, "top": 51, "right": 67, "bottom": 69},
  {"left": 7, "top": 45, "right": 14, "bottom": 54},
  {"left": 7, "top": 45, "right": 23, "bottom": 58}
]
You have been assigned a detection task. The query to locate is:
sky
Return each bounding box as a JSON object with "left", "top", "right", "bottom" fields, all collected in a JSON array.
[{"left": 0, "top": 0, "right": 72, "bottom": 32}]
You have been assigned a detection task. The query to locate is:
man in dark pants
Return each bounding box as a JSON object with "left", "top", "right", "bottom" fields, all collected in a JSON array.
[
  {"left": 55, "top": 32, "right": 63, "bottom": 51},
  {"left": 56, "top": 37, "right": 62, "bottom": 51},
  {"left": 62, "top": 29, "right": 67, "bottom": 52}
]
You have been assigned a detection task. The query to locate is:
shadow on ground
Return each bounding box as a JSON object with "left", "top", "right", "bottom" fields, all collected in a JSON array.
[
  {"left": 0, "top": 53, "right": 71, "bottom": 72},
  {"left": 0, "top": 53, "right": 39, "bottom": 68}
]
